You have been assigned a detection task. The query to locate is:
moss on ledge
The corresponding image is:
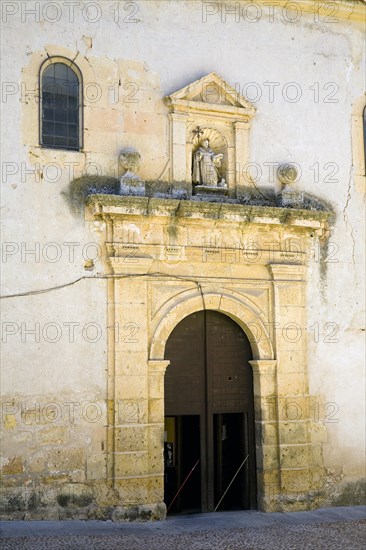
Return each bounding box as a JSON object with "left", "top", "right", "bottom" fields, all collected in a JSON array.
[
  {"left": 63, "top": 173, "right": 335, "bottom": 222},
  {"left": 86, "top": 194, "right": 332, "bottom": 227},
  {"left": 62, "top": 176, "right": 119, "bottom": 215}
]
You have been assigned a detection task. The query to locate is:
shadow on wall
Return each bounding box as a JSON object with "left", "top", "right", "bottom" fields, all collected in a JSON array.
[{"left": 61, "top": 175, "right": 119, "bottom": 215}]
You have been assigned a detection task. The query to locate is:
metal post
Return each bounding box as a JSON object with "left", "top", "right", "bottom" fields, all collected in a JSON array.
[
  {"left": 167, "top": 459, "right": 200, "bottom": 512},
  {"left": 214, "top": 454, "right": 249, "bottom": 512}
]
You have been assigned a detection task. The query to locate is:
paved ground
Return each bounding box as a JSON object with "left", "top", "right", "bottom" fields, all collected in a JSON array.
[{"left": 1, "top": 505, "right": 365, "bottom": 549}]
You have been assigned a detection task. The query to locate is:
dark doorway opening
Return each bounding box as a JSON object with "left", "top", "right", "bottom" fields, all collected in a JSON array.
[
  {"left": 164, "top": 310, "right": 257, "bottom": 513},
  {"left": 164, "top": 415, "right": 201, "bottom": 514},
  {"left": 214, "top": 413, "right": 253, "bottom": 510}
]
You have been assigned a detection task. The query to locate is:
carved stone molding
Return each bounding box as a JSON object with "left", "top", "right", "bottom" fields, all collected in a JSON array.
[
  {"left": 148, "top": 360, "right": 170, "bottom": 374},
  {"left": 270, "top": 264, "right": 307, "bottom": 281}
]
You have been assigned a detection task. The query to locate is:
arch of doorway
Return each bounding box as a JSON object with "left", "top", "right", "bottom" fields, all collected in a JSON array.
[{"left": 149, "top": 289, "right": 274, "bottom": 361}]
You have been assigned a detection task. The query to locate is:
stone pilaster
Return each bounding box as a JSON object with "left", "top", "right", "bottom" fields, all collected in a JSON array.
[
  {"left": 235, "top": 120, "right": 250, "bottom": 195},
  {"left": 170, "top": 113, "right": 188, "bottom": 182},
  {"left": 250, "top": 360, "right": 280, "bottom": 511},
  {"left": 147, "top": 360, "right": 170, "bottom": 515},
  {"left": 112, "top": 278, "right": 153, "bottom": 512},
  {"left": 270, "top": 264, "right": 315, "bottom": 511}
]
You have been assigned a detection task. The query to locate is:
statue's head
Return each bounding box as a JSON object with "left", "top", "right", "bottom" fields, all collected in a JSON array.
[{"left": 203, "top": 139, "right": 209, "bottom": 148}]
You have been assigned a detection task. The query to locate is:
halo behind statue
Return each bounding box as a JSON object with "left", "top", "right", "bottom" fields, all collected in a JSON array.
[{"left": 192, "top": 127, "right": 227, "bottom": 153}]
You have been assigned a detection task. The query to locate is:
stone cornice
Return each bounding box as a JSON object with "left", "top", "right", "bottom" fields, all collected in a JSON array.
[
  {"left": 86, "top": 194, "right": 331, "bottom": 232},
  {"left": 166, "top": 98, "right": 252, "bottom": 120}
]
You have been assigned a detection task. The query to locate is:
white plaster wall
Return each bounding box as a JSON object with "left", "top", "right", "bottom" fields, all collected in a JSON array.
[{"left": 1, "top": 0, "right": 365, "bottom": 487}]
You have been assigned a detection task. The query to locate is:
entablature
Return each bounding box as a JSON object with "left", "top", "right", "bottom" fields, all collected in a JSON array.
[
  {"left": 87, "top": 195, "right": 331, "bottom": 276},
  {"left": 87, "top": 194, "right": 330, "bottom": 229}
]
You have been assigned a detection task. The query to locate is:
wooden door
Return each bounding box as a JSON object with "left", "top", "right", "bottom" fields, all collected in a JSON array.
[{"left": 164, "top": 310, "right": 256, "bottom": 512}]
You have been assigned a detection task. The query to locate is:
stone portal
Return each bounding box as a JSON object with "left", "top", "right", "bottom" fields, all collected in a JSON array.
[{"left": 86, "top": 194, "right": 331, "bottom": 519}]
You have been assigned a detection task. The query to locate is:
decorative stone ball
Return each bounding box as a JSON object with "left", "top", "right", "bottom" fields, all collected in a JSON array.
[
  {"left": 119, "top": 147, "right": 141, "bottom": 173},
  {"left": 277, "top": 163, "right": 298, "bottom": 185}
]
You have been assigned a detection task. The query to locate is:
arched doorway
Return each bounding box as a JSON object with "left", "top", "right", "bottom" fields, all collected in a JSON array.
[{"left": 164, "top": 310, "right": 257, "bottom": 513}]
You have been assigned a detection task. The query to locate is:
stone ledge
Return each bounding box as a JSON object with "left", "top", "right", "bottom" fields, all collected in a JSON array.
[{"left": 86, "top": 194, "right": 331, "bottom": 230}]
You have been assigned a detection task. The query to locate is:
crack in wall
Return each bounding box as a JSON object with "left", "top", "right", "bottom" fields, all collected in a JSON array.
[{"left": 342, "top": 165, "right": 356, "bottom": 271}]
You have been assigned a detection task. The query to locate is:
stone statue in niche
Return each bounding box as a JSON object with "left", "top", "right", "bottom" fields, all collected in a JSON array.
[{"left": 192, "top": 139, "right": 226, "bottom": 188}]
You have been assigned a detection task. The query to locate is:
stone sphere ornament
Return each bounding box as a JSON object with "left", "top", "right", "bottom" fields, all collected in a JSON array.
[
  {"left": 119, "top": 146, "right": 145, "bottom": 196},
  {"left": 277, "top": 163, "right": 299, "bottom": 185},
  {"left": 119, "top": 147, "right": 141, "bottom": 174}
]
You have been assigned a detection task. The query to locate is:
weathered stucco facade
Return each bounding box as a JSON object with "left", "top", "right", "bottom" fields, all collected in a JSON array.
[{"left": 1, "top": 0, "right": 365, "bottom": 520}]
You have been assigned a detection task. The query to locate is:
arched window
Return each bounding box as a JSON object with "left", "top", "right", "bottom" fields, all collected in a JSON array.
[{"left": 40, "top": 58, "right": 82, "bottom": 150}]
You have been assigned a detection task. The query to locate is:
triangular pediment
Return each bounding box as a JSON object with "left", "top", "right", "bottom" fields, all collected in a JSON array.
[{"left": 165, "top": 72, "right": 256, "bottom": 117}]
